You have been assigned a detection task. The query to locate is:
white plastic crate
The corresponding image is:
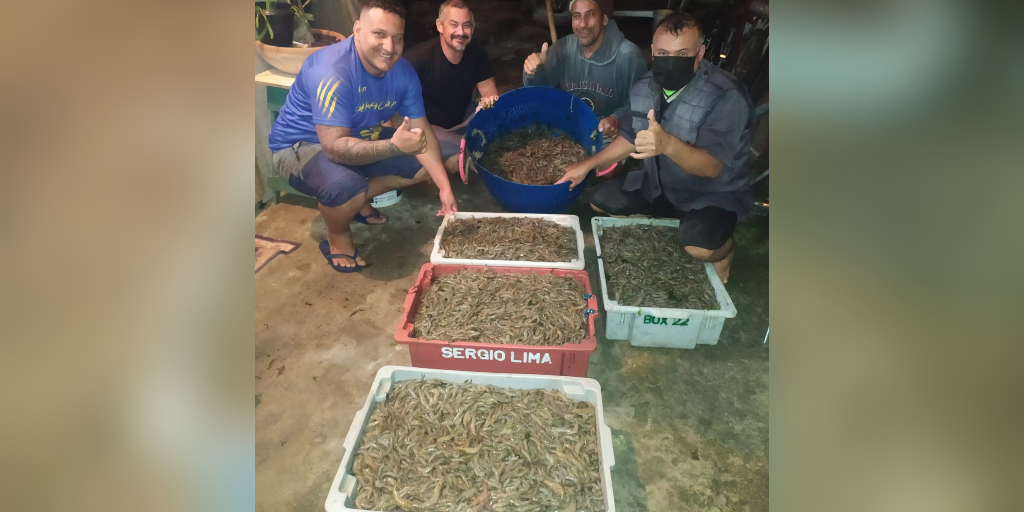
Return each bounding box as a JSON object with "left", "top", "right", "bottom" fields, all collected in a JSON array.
[
  {"left": 430, "top": 212, "right": 586, "bottom": 269},
  {"left": 325, "top": 366, "right": 616, "bottom": 512},
  {"left": 591, "top": 217, "right": 738, "bottom": 349}
]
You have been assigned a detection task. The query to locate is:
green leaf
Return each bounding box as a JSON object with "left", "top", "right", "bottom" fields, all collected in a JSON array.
[{"left": 254, "top": 8, "right": 274, "bottom": 41}]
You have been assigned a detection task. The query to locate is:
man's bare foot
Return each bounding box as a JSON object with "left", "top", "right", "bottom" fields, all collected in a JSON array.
[
  {"left": 357, "top": 204, "right": 387, "bottom": 225},
  {"left": 713, "top": 246, "right": 734, "bottom": 284},
  {"left": 326, "top": 233, "right": 366, "bottom": 268}
]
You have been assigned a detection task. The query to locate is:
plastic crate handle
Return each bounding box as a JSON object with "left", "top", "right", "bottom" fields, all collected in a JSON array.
[
  {"left": 342, "top": 409, "right": 367, "bottom": 450},
  {"left": 600, "top": 424, "right": 615, "bottom": 467},
  {"left": 459, "top": 129, "right": 488, "bottom": 185},
  {"left": 596, "top": 162, "right": 617, "bottom": 177},
  {"left": 458, "top": 138, "right": 468, "bottom": 184}
]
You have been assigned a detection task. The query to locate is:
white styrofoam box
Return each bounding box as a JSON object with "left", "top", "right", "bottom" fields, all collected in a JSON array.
[
  {"left": 429, "top": 212, "right": 586, "bottom": 269},
  {"left": 591, "top": 217, "right": 738, "bottom": 349},
  {"left": 325, "top": 366, "right": 616, "bottom": 512}
]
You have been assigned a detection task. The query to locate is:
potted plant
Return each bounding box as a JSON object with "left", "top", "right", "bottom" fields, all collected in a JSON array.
[
  {"left": 255, "top": 0, "right": 346, "bottom": 74},
  {"left": 290, "top": 0, "right": 315, "bottom": 47},
  {"left": 255, "top": 1, "right": 294, "bottom": 47}
]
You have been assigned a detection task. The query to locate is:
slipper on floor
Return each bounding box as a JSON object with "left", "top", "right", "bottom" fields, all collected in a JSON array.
[
  {"left": 352, "top": 209, "right": 388, "bottom": 225},
  {"left": 319, "top": 240, "right": 365, "bottom": 273}
]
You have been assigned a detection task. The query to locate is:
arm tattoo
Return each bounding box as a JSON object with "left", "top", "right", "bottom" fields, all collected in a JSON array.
[
  {"left": 331, "top": 138, "right": 402, "bottom": 165},
  {"left": 317, "top": 125, "right": 403, "bottom": 166}
]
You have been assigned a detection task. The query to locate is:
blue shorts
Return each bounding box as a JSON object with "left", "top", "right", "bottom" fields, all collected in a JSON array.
[{"left": 272, "top": 126, "right": 462, "bottom": 207}]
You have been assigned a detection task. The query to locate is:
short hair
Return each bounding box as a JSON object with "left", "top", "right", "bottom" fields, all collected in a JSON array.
[
  {"left": 438, "top": 0, "right": 475, "bottom": 26},
  {"left": 655, "top": 12, "right": 704, "bottom": 44},
  {"left": 361, "top": 0, "right": 407, "bottom": 20}
]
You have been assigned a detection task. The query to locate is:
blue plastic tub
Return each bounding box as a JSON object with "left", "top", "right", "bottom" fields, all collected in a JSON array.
[{"left": 465, "top": 86, "right": 602, "bottom": 213}]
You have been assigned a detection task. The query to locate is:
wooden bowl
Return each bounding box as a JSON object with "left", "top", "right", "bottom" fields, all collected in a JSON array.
[{"left": 255, "top": 29, "right": 346, "bottom": 75}]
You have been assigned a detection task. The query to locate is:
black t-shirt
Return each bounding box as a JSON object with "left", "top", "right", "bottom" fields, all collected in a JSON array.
[{"left": 405, "top": 38, "right": 494, "bottom": 129}]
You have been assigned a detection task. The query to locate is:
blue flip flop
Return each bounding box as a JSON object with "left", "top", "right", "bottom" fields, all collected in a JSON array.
[
  {"left": 319, "top": 240, "right": 365, "bottom": 273},
  {"left": 352, "top": 209, "right": 388, "bottom": 225}
]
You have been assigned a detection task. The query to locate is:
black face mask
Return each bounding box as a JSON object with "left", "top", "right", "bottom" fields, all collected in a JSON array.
[{"left": 652, "top": 56, "right": 697, "bottom": 91}]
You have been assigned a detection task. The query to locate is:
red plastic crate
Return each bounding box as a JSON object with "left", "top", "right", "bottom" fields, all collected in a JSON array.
[{"left": 395, "top": 263, "right": 599, "bottom": 377}]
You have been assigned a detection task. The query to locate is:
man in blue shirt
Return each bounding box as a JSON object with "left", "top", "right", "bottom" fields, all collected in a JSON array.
[
  {"left": 556, "top": 13, "right": 754, "bottom": 283},
  {"left": 269, "top": 0, "right": 460, "bottom": 272}
]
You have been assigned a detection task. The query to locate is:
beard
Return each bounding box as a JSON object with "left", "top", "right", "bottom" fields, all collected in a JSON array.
[
  {"left": 450, "top": 34, "right": 469, "bottom": 51},
  {"left": 575, "top": 29, "right": 597, "bottom": 48}
]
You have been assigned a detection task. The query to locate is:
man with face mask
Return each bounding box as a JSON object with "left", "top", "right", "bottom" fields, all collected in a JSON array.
[
  {"left": 523, "top": 0, "right": 646, "bottom": 142},
  {"left": 556, "top": 13, "right": 754, "bottom": 283},
  {"left": 405, "top": 0, "right": 499, "bottom": 130},
  {"left": 268, "top": 0, "right": 461, "bottom": 273}
]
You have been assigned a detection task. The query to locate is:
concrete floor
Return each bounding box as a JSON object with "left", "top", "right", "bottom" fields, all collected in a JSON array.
[{"left": 255, "top": 176, "right": 769, "bottom": 512}]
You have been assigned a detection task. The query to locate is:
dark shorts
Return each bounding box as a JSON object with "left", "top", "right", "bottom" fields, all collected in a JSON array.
[
  {"left": 272, "top": 126, "right": 461, "bottom": 207},
  {"left": 590, "top": 175, "right": 737, "bottom": 250}
]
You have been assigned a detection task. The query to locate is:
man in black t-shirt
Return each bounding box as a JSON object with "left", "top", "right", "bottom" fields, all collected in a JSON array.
[{"left": 404, "top": 0, "right": 499, "bottom": 130}]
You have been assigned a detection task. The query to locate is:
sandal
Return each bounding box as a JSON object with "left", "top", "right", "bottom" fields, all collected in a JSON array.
[
  {"left": 352, "top": 208, "right": 388, "bottom": 225},
  {"left": 318, "top": 240, "right": 365, "bottom": 273}
]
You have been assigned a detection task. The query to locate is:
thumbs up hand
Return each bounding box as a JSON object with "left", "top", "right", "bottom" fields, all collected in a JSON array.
[
  {"left": 524, "top": 42, "right": 549, "bottom": 76},
  {"left": 630, "top": 109, "right": 670, "bottom": 160},
  {"left": 391, "top": 116, "right": 427, "bottom": 154}
]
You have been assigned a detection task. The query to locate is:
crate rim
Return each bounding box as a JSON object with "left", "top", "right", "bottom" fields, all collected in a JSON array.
[
  {"left": 395, "top": 263, "right": 600, "bottom": 351},
  {"left": 429, "top": 212, "right": 586, "bottom": 270},
  {"left": 324, "top": 366, "right": 617, "bottom": 512},
  {"left": 591, "top": 216, "right": 738, "bottom": 319}
]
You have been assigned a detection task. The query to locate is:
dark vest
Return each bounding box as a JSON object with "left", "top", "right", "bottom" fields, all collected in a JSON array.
[{"left": 624, "top": 60, "right": 754, "bottom": 217}]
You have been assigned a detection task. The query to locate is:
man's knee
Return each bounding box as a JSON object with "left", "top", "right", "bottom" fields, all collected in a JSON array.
[
  {"left": 318, "top": 182, "right": 367, "bottom": 208},
  {"left": 329, "top": 190, "right": 367, "bottom": 211},
  {"left": 292, "top": 152, "right": 367, "bottom": 208},
  {"left": 434, "top": 127, "right": 462, "bottom": 165},
  {"left": 412, "top": 168, "right": 432, "bottom": 184},
  {"left": 444, "top": 154, "right": 459, "bottom": 174},
  {"left": 684, "top": 245, "right": 716, "bottom": 261},
  {"left": 589, "top": 179, "right": 613, "bottom": 200},
  {"left": 313, "top": 171, "right": 367, "bottom": 207},
  {"left": 588, "top": 180, "right": 618, "bottom": 213},
  {"left": 678, "top": 208, "right": 736, "bottom": 259}
]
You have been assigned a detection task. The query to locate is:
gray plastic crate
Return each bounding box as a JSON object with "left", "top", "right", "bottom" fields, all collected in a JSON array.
[{"left": 325, "top": 366, "right": 616, "bottom": 512}]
